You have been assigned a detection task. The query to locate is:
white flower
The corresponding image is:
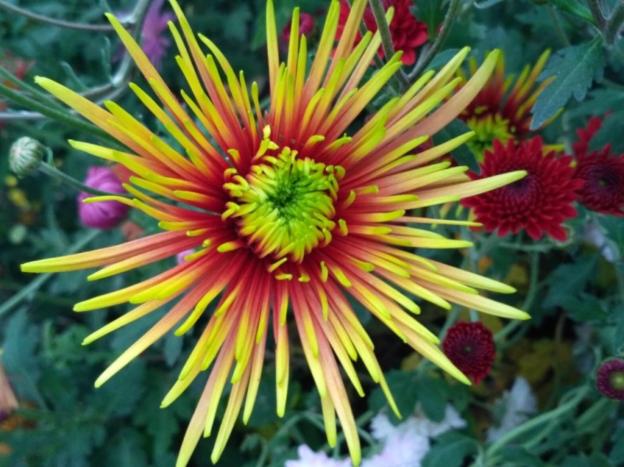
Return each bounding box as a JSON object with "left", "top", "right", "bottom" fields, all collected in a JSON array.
[
  {"left": 362, "top": 428, "right": 430, "bottom": 467},
  {"left": 363, "top": 405, "right": 466, "bottom": 467},
  {"left": 285, "top": 445, "right": 350, "bottom": 467},
  {"left": 487, "top": 377, "right": 537, "bottom": 442},
  {"left": 584, "top": 221, "right": 619, "bottom": 263}
]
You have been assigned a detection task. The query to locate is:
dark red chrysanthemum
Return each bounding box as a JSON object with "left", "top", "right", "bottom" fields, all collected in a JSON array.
[
  {"left": 463, "top": 137, "right": 583, "bottom": 241},
  {"left": 338, "top": 0, "right": 428, "bottom": 65},
  {"left": 280, "top": 11, "right": 316, "bottom": 49},
  {"left": 575, "top": 149, "right": 624, "bottom": 216},
  {"left": 442, "top": 322, "right": 495, "bottom": 384},
  {"left": 596, "top": 358, "right": 624, "bottom": 400},
  {"left": 572, "top": 117, "right": 624, "bottom": 216}
]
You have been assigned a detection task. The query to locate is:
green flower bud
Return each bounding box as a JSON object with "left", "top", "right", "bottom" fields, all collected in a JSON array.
[{"left": 9, "top": 137, "right": 46, "bottom": 177}]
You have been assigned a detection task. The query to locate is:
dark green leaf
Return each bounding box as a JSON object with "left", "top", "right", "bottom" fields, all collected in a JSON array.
[
  {"left": 422, "top": 432, "right": 477, "bottom": 467},
  {"left": 531, "top": 38, "right": 605, "bottom": 129}
]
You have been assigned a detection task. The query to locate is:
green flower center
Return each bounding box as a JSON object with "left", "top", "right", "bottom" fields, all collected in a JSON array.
[
  {"left": 610, "top": 370, "right": 624, "bottom": 391},
  {"left": 223, "top": 146, "right": 342, "bottom": 263},
  {"left": 466, "top": 113, "right": 513, "bottom": 159}
]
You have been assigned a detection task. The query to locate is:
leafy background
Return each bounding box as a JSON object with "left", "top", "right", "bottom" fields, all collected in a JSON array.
[{"left": 1, "top": 0, "right": 623, "bottom": 466}]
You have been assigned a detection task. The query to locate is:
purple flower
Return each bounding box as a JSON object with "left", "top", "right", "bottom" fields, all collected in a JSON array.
[
  {"left": 78, "top": 166, "right": 128, "bottom": 229},
  {"left": 596, "top": 358, "right": 624, "bottom": 400},
  {"left": 141, "top": 0, "right": 174, "bottom": 68}
]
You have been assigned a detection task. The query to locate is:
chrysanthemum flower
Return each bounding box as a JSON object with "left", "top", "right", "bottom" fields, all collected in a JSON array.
[
  {"left": 572, "top": 117, "right": 624, "bottom": 216},
  {"left": 442, "top": 321, "right": 495, "bottom": 383},
  {"left": 21, "top": 1, "right": 528, "bottom": 465},
  {"left": 463, "top": 137, "right": 582, "bottom": 241},
  {"left": 459, "top": 51, "right": 552, "bottom": 156},
  {"left": 596, "top": 358, "right": 624, "bottom": 400},
  {"left": 338, "top": 0, "right": 428, "bottom": 65}
]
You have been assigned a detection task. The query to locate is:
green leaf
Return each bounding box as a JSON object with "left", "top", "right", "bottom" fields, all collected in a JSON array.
[
  {"left": 610, "top": 426, "right": 624, "bottom": 464},
  {"left": 612, "top": 305, "right": 624, "bottom": 354},
  {"left": 543, "top": 257, "right": 597, "bottom": 309},
  {"left": 550, "top": 0, "right": 594, "bottom": 23},
  {"left": 415, "top": 375, "right": 448, "bottom": 422},
  {"left": 368, "top": 370, "right": 419, "bottom": 416},
  {"left": 422, "top": 432, "right": 477, "bottom": 467},
  {"left": 163, "top": 333, "right": 183, "bottom": 367},
  {"left": 531, "top": 38, "right": 605, "bottom": 129},
  {"left": 496, "top": 446, "right": 545, "bottom": 467},
  {"left": 103, "top": 429, "right": 148, "bottom": 467}
]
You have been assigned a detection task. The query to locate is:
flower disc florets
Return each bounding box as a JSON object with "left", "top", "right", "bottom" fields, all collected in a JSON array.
[
  {"left": 223, "top": 142, "right": 342, "bottom": 263},
  {"left": 465, "top": 113, "right": 512, "bottom": 157}
]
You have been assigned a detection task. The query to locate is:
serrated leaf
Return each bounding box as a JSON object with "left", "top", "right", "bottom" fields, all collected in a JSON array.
[{"left": 531, "top": 38, "right": 605, "bottom": 129}]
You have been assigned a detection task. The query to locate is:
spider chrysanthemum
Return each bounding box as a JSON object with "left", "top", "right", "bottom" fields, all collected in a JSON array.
[
  {"left": 21, "top": 1, "right": 529, "bottom": 465},
  {"left": 459, "top": 50, "right": 553, "bottom": 157}
]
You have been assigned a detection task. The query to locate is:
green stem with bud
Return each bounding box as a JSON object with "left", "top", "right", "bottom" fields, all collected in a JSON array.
[{"left": 37, "top": 162, "right": 121, "bottom": 197}]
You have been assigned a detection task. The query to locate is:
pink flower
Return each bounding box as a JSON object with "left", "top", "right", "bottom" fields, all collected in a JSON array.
[{"left": 78, "top": 166, "right": 128, "bottom": 229}]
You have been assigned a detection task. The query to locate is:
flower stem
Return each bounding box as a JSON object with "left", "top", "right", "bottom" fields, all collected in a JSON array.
[
  {"left": 0, "top": 0, "right": 150, "bottom": 123},
  {"left": 606, "top": 0, "right": 624, "bottom": 44},
  {"left": 409, "top": 0, "right": 462, "bottom": 80},
  {"left": 0, "top": 229, "right": 101, "bottom": 318},
  {"left": 485, "top": 385, "right": 590, "bottom": 461},
  {"left": 548, "top": 6, "right": 572, "bottom": 47},
  {"left": 37, "top": 162, "right": 120, "bottom": 197},
  {"left": 0, "top": 81, "right": 109, "bottom": 138},
  {"left": 588, "top": 0, "right": 607, "bottom": 31},
  {"left": 0, "top": 0, "right": 115, "bottom": 31},
  {"left": 368, "top": 0, "right": 410, "bottom": 89}
]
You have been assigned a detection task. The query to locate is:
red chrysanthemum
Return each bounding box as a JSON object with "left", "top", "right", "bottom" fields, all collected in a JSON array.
[
  {"left": 572, "top": 117, "right": 624, "bottom": 216},
  {"left": 338, "top": 0, "right": 428, "bottom": 65},
  {"left": 596, "top": 358, "right": 624, "bottom": 400},
  {"left": 442, "top": 321, "right": 495, "bottom": 384},
  {"left": 463, "top": 137, "right": 583, "bottom": 241},
  {"left": 280, "top": 11, "right": 316, "bottom": 49},
  {"left": 458, "top": 51, "right": 552, "bottom": 157}
]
